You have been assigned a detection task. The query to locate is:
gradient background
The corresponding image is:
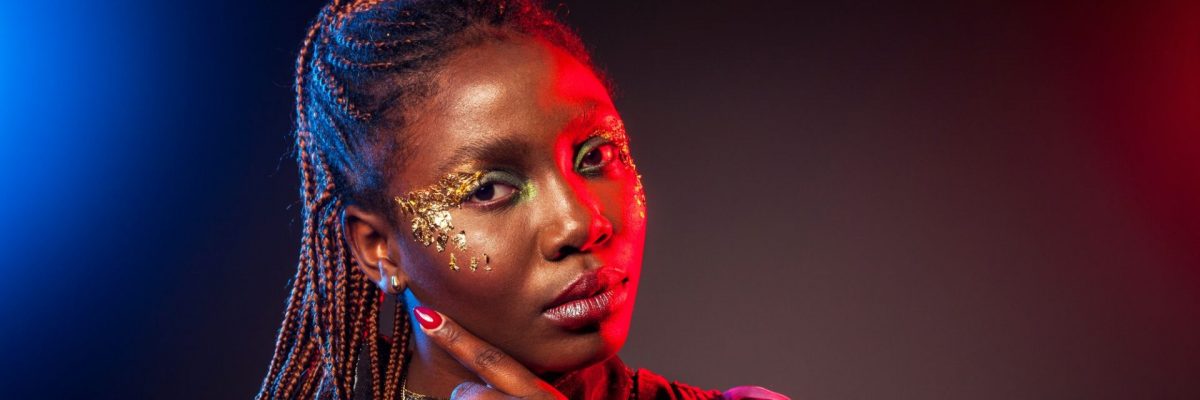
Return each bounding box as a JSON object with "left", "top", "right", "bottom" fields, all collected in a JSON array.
[{"left": 1, "top": 0, "right": 1197, "bottom": 398}]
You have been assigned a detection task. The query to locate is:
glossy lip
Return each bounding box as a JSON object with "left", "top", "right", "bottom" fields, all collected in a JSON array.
[{"left": 542, "top": 268, "right": 629, "bottom": 330}]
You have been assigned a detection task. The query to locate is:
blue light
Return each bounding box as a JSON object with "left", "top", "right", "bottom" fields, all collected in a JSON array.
[{"left": 0, "top": 0, "right": 165, "bottom": 320}]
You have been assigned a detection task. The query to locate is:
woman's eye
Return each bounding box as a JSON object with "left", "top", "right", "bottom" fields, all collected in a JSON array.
[
  {"left": 578, "top": 143, "right": 617, "bottom": 172},
  {"left": 467, "top": 181, "right": 517, "bottom": 205}
]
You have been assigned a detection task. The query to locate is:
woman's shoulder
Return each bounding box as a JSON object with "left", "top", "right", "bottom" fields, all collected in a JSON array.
[{"left": 632, "top": 368, "right": 790, "bottom": 400}]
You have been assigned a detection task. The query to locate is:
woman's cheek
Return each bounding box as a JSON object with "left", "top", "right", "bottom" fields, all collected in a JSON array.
[
  {"left": 608, "top": 168, "right": 646, "bottom": 230},
  {"left": 437, "top": 213, "right": 533, "bottom": 291}
]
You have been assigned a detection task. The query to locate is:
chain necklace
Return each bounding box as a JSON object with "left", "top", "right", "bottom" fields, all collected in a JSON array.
[{"left": 400, "top": 375, "right": 445, "bottom": 400}]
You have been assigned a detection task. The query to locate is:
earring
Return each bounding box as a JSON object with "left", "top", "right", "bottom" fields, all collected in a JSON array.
[
  {"left": 378, "top": 259, "right": 404, "bottom": 294},
  {"left": 389, "top": 275, "right": 403, "bottom": 293}
]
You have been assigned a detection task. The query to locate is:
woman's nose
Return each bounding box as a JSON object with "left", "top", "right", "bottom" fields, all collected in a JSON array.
[{"left": 538, "top": 178, "right": 614, "bottom": 262}]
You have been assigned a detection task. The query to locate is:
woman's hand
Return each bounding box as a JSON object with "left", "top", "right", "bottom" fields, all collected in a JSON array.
[{"left": 413, "top": 306, "right": 566, "bottom": 400}]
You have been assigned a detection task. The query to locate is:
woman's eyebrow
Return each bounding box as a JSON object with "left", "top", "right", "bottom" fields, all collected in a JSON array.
[{"left": 434, "top": 136, "right": 533, "bottom": 177}]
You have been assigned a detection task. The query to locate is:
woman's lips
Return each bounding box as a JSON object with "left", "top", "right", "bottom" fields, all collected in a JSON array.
[
  {"left": 543, "top": 269, "right": 628, "bottom": 330},
  {"left": 543, "top": 284, "right": 628, "bottom": 330}
]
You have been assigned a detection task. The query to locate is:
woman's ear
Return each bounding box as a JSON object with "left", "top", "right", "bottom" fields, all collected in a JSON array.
[{"left": 343, "top": 203, "right": 408, "bottom": 294}]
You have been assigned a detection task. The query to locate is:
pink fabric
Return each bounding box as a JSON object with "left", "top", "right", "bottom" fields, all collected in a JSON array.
[{"left": 722, "top": 385, "right": 791, "bottom": 400}]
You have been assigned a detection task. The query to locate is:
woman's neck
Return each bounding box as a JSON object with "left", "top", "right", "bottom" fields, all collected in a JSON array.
[
  {"left": 403, "top": 329, "right": 479, "bottom": 398},
  {"left": 401, "top": 327, "right": 588, "bottom": 397}
]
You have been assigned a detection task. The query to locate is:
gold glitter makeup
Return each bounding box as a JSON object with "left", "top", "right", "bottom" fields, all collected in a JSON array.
[
  {"left": 395, "top": 171, "right": 481, "bottom": 250},
  {"left": 453, "top": 231, "right": 467, "bottom": 250},
  {"left": 394, "top": 170, "right": 495, "bottom": 273},
  {"left": 596, "top": 117, "right": 647, "bottom": 219}
]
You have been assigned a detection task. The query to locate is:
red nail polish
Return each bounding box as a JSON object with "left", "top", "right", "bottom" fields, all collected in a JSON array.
[{"left": 413, "top": 306, "right": 443, "bottom": 330}]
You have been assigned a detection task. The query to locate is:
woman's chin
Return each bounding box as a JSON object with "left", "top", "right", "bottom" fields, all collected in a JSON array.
[
  {"left": 518, "top": 288, "right": 636, "bottom": 374},
  {"left": 522, "top": 323, "right": 629, "bottom": 376}
]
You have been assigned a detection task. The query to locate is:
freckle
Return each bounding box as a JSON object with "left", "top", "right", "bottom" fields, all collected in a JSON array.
[{"left": 483, "top": 253, "right": 492, "bottom": 271}]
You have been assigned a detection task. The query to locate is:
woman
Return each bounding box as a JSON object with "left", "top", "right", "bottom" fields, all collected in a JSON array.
[{"left": 257, "top": 1, "right": 787, "bottom": 399}]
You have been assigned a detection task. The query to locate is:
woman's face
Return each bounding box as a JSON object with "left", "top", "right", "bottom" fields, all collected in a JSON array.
[{"left": 386, "top": 37, "right": 646, "bottom": 374}]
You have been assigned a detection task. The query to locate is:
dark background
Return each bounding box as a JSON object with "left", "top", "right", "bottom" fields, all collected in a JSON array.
[{"left": 1, "top": 0, "right": 1198, "bottom": 398}]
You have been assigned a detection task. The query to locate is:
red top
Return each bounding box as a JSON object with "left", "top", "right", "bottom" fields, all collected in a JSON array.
[{"left": 552, "top": 356, "right": 789, "bottom": 400}]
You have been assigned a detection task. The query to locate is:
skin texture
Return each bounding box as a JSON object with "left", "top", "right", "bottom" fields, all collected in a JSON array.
[{"left": 343, "top": 36, "right": 647, "bottom": 398}]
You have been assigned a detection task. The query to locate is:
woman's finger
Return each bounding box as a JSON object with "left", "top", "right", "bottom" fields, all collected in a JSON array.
[
  {"left": 451, "top": 381, "right": 513, "bottom": 400},
  {"left": 413, "top": 306, "right": 562, "bottom": 399}
]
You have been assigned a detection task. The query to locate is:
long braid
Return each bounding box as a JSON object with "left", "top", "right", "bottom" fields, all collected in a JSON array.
[
  {"left": 281, "top": 275, "right": 319, "bottom": 397},
  {"left": 366, "top": 293, "right": 384, "bottom": 400},
  {"left": 261, "top": 239, "right": 311, "bottom": 392},
  {"left": 341, "top": 272, "right": 370, "bottom": 396},
  {"left": 337, "top": 217, "right": 361, "bottom": 396},
  {"left": 258, "top": 1, "right": 593, "bottom": 398},
  {"left": 383, "top": 297, "right": 410, "bottom": 400},
  {"left": 382, "top": 307, "right": 402, "bottom": 399},
  {"left": 258, "top": 0, "right": 350, "bottom": 397},
  {"left": 257, "top": 1, "right": 331, "bottom": 393}
]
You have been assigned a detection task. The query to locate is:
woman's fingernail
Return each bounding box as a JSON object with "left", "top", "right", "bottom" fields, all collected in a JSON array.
[{"left": 413, "top": 306, "right": 443, "bottom": 330}]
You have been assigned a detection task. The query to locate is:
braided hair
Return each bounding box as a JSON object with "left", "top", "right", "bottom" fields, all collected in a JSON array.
[{"left": 257, "top": 1, "right": 591, "bottom": 398}]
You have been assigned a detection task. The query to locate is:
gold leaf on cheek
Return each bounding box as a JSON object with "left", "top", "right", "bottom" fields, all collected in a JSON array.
[
  {"left": 432, "top": 210, "right": 452, "bottom": 230},
  {"left": 597, "top": 117, "right": 647, "bottom": 219},
  {"left": 633, "top": 174, "right": 646, "bottom": 220},
  {"left": 393, "top": 171, "right": 495, "bottom": 273},
  {"left": 453, "top": 231, "right": 467, "bottom": 251}
]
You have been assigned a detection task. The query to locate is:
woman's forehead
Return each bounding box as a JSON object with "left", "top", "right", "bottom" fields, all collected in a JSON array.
[{"left": 395, "top": 38, "right": 617, "bottom": 188}]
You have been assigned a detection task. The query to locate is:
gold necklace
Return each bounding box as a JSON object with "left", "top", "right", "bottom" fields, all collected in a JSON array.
[{"left": 400, "top": 376, "right": 445, "bottom": 400}]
